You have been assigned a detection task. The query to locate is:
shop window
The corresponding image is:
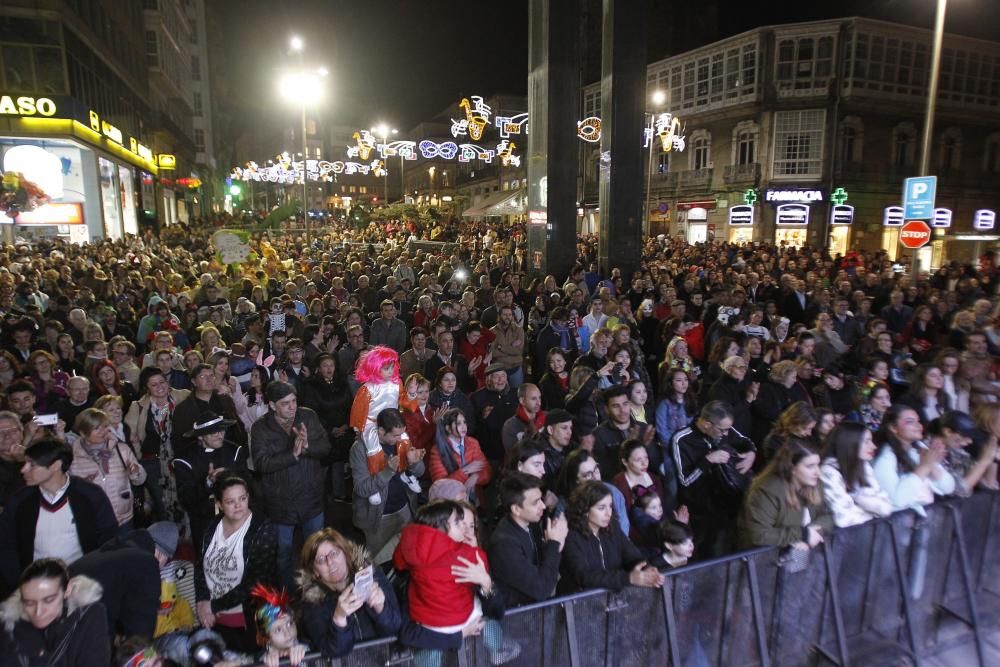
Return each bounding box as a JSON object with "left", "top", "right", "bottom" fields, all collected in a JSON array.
[
  {"left": 772, "top": 110, "right": 825, "bottom": 178},
  {"left": 775, "top": 35, "right": 836, "bottom": 92}
]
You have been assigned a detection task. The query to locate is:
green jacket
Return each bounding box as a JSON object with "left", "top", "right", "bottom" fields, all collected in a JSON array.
[{"left": 738, "top": 474, "right": 834, "bottom": 550}]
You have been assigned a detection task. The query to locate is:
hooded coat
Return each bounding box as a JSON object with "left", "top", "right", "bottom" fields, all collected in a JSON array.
[
  {"left": 297, "top": 542, "right": 401, "bottom": 658},
  {"left": 0, "top": 575, "right": 110, "bottom": 667},
  {"left": 391, "top": 523, "right": 488, "bottom": 627}
]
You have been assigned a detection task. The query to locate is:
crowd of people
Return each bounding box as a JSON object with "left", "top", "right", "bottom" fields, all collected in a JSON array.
[{"left": 0, "top": 211, "right": 999, "bottom": 666}]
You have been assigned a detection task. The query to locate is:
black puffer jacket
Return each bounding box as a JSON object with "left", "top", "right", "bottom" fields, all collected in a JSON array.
[{"left": 250, "top": 407, "right": 331, "bottom": 525}]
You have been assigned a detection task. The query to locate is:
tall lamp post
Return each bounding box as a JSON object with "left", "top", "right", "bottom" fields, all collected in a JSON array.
[
  {"left": 373, "top": 124, "right": 398, "bottom": 203},
  {"left": 644, "top": 90, "right": 666, "bottom": 236},
  {"left": 912, "top": 0, "right": 948, "bottom": 276},
  {"left": 283, "top": 36, "right": 326, "bottom": 243}
]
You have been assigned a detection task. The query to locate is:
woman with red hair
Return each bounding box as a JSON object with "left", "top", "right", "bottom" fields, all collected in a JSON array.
[{"left": 91, "top": 359, "right": 138, "bottom": 414}]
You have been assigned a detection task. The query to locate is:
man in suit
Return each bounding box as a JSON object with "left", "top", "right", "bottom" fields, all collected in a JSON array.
[{"left": 780, "top": 278, "right": 812, "bottom": 327}]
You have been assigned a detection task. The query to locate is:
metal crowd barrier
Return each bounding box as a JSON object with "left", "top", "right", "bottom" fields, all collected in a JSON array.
[{"left": 258, "top": 491, "right": 1000, "bottom": 666}]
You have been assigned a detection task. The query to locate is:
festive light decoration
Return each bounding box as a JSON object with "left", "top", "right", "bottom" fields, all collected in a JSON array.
[
  {"left": 379, "top": 140, "right": 418, "bottom": 160},
  {"left": 495, "top": 112, "right": 529, "bottom": 138},
  {"left": 452, "top": 96, "right": 492, "bottom": 140},
  {"left": 459, "top": 143, "right": 494, "bottom": 163},
  {"left": 348, "top": 130, "right": 377, "bottom": 160},
  {"left": 654, "top": 113, "right": 685, "bottom": 152},
  {"left": 577, "top": 117, "right": 601, "bottom": 143},
  {"left": 496, "top": 140, "right": 520, "bottom": 167},
  {"left": 419, "top": 140, "right": 459, "bottom": 160},
  {"left": 230, "top": 153, "right": 387, "bottom": 183}
]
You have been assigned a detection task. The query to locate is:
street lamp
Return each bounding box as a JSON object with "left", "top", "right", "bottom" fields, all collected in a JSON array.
[
  {"left": 279, "top": 54, "right": 326, "bottom": 243},
  {"left": 428, "top": 165, "right": 435, "bottom": 204},
  {"left": 644, "top": 90, "right": 666, "bottom": 235},
  {"left": 372, "top": 124, "right": 398, "bottom": 204},
  {"left": 912, "top": 0, "right": 947, "bottom": 276}
]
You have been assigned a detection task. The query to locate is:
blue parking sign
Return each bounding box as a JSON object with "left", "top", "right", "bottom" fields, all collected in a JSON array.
[{"left": 903, "top": 176, "right": 937, "bottom": 220}]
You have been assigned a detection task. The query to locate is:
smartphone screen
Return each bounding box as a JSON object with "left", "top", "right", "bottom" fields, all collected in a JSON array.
[{"left": 353, "top": 565, "right": 374, "bottom": 601}]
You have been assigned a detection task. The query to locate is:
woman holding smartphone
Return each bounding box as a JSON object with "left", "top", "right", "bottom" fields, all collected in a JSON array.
[{"left": 298, "top": 528, "right": 401, "bottom": 658}]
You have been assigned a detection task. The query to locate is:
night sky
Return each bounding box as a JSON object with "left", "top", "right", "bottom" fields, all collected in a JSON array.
[{"left": 211, "top": 0, "right": 1000, "bottom": 135}]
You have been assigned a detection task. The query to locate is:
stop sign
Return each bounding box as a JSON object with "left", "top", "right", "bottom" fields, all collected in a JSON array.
[{"left": 899, "top": 220, "right": 932, "bottom": 248}]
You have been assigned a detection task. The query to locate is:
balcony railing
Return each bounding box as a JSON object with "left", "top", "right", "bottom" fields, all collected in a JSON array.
[
  {"left": 679, "top": 167, "right": 713, "bottom": 189},
  {"left": 723, "top": 162, "right": 761, "bottom": 184}
]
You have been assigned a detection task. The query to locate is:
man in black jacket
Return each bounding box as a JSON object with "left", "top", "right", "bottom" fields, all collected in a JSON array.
[
  {"left": 0, "top": 439, "right": 118, "bottom": 597},
  {"left": 592, "top": 385, "right": 655, "bottom": 479},
  {"left": 172, "top": 364, "right": 245, "bottom": 458},
  {"left": 470, "top": 364, "right": 518, "bottom": 463},
  {"left": 251, "top": 381, "right": 331, "bottom": 591},
  {"left": 488, "top": 473, "right": 567, "bottom": 607},
  {"left": 672, "top": 401, "right": 755, "bottom": 558}
]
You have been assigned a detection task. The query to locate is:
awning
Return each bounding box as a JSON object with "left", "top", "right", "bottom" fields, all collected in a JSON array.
[{"left": 462, "top": 188, "right": 525, "bottom": 217}]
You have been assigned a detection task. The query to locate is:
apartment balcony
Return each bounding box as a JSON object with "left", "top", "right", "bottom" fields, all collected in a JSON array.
[
  {"left": 652, "top": 171, "right": 678, "bottom": 188},
  {"left": 678, "top": 168, "right": 713, "bottom": 190},
  {"left": 723, "top": 163, "right": 761, "bottom": 185}
]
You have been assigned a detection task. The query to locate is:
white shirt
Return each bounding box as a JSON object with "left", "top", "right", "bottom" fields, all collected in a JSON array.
[
  {"left": 34, "top": 477, "right": 83, "bottom": 564},
  {"left": 203, "top": 513, "right": 252, "bottom": 613}
]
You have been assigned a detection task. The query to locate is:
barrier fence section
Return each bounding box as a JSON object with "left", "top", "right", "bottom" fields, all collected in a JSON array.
[{"left": 259, "top": 491, "right": 1000, "bottom": 667}]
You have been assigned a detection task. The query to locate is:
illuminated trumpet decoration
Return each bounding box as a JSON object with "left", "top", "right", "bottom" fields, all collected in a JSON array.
[{"left": 496, "top": 140, "right": 518, "bottom": 167}]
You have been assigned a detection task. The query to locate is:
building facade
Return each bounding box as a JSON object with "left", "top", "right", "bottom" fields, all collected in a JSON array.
[{"left": 580, "top": 17, "right": 1000, "bottom": 266}]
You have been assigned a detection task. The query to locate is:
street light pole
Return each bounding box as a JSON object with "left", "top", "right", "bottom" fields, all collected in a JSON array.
[
  {"left": 301, "top": 106, "right": 309, "bottom": 242},
  {"left": 913, "top": 0, "right": 947, "bottom": 277}
]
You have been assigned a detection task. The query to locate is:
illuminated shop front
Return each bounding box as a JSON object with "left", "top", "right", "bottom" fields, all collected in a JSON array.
[
  {"left": 0, "top": 92, "right": 158, "bottom": 242},
  {"left": 766, "top": 188, "right": 823, "bottom": 247}
]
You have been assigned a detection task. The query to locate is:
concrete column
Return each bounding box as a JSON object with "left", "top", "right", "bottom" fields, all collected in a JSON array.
[
  {"left": 597, "top": 0, "right": 649, "bottom": 277},
  {"left": 526, "top": 0, "right": 581, "bottom": 281}
]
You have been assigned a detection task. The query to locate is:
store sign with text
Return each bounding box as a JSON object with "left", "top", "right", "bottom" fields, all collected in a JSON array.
[
  {"left": 776, "top": 203, "right": 810, "bottom": 225},
  {"left": 765, "top": 188, "right": 824, "bottom": 204}
]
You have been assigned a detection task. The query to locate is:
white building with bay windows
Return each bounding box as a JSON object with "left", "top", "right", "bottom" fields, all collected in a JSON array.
[{"left": 579, "top": 16, "right": 1000, "bottom": 265}]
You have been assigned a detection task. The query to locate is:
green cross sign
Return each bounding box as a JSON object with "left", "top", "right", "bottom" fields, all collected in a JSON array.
[
  {"left": 743, "top": 189, "right": 758, "bottom": 205},
  {"left": 830, "top": 187, "right": 849, "bottom": 206}
]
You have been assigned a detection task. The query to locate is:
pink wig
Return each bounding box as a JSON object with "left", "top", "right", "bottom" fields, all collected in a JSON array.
[{"left": 355, "top": 345, "right": 401, "bottom": 384}]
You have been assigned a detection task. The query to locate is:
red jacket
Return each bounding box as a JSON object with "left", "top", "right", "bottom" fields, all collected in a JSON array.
[
  {"left": 392, "top": 523, "right": 489, "bottom": 626},
  {"left": 427, "top": 435, "right": 492, "bottom": 487},
  {"left": 403, "top": 404, "right": 436, "bottom": 451}
]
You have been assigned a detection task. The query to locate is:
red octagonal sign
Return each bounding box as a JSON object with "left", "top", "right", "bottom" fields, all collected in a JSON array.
[{"left": 899, "top": 220, "right": 932, "bottom": 249}]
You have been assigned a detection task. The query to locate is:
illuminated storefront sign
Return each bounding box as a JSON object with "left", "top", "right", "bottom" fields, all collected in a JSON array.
[
  {"left": 157, "top": 154, "right": 177, "bottom": 169},
  {"left": 0, "top": 95, "right": 57, "bottom": 117},
  {"left": 776, "top": 203, "right": 810, "bottom": 225},
  {"left": 765, "top": 188, "right": 824, "bottom": 203},
  {"left": 883, "top": 205, "right": 904, "bottom": 227},
  {"left": 729, "top": 204, "right": 754, "bottom": 225},
  {"left": 0, "top": 202, "right": 84, "bottom": 225},
  {"left": 931, "top": 207, "right": 952, "bottom": 228},
  {"left": 830, "top": 204, "right": 854, "bottom": 225},
  {"left": 974, "top": 209, "right": 996, "bottom": 230}
]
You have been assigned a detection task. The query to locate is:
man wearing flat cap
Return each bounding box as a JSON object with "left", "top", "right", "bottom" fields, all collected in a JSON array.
[
  {"left": 251, "top": 381, "right": 331, "bottom": 591},
  {"left": 470, "top": 362, "right": 518, "bottom": 463},
  {"left": 173, "top": 411, "right": 252, "bottom": 550}
]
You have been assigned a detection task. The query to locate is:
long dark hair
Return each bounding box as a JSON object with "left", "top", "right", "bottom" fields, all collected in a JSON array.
[
  {"left": 566, "top": 480, "right": 613, "bottom": 535},
  {"left": 556, "top": 449, "right": 597, "bottom": 498},
  {"left": 752, "top": 439, "right": 821, "bottom": 511},
  {"left": 825, "top": 421, "right": 870, "bottom": 492},
  {"left": 433, "top": 408, "right": 466, "bottom": 474},
  {"left": 876, "top": 404, "right": 921, "bottom": 474}
]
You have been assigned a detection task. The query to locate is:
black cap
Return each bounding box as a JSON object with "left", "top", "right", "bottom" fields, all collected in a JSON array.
[
  {"left": 545, "top": 409, "right": 573, "bottom": 427},
  {"left": 940, "top": 411, "right": 988, "bottom": 446}
]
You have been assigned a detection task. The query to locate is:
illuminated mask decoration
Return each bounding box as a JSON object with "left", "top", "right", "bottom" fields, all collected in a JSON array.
[
  {"left": 348, "top": 130, "right": 376, "bottom": 160},
  {"left": 419, "top": 140, "right": 459, "bottom": 160},
  {"left": 577, "top": 117, "right": 602, "bottom": 143}
]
